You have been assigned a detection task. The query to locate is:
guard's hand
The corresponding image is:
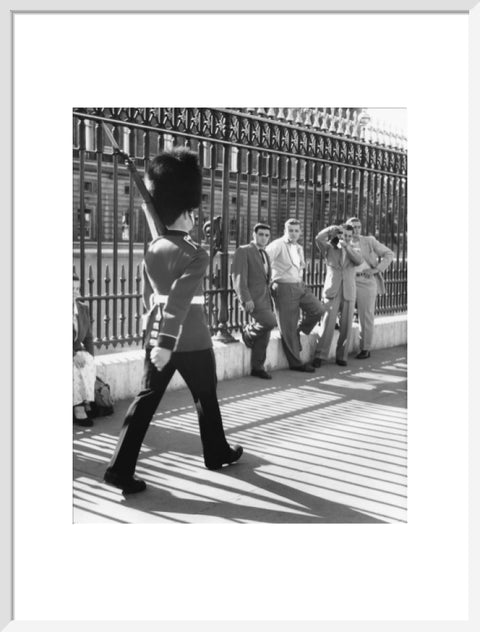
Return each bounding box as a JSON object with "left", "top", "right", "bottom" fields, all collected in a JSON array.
[
  {"left": 150, "top": 347, "right": 172, "bottom": 371},
  {"left": 244, "top": 300, "right": 255, "bottom": 313}
]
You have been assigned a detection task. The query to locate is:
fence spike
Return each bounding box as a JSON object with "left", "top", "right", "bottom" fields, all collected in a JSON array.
[
  {"left": 303, "top": 109, "right": 312, "bottom": 127},
  {"left": 329, "top": 111, "right": 337, "bottom": 133},
  {"left": 320, "top": 108, "right": 329, "bottom": 131},
  {"left": 87, "top": 265, "right": 94, "bottom": 296}
]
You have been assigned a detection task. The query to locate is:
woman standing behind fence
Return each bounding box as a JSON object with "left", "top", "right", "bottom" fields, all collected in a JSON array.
[{"left": 73, "top": 274, "right": 96, "bottom": 426}]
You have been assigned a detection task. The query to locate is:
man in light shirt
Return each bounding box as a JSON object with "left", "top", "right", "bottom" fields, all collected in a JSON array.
[{"left": 266, "top": 218, "right": 325, "bottom": 372}]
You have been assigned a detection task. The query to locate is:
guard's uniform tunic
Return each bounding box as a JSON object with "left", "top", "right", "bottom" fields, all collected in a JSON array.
[{"left": 106, "top": 229, "right": 231, "bottom": 476}]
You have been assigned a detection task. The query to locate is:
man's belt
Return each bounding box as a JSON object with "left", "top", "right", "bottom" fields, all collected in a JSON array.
[
  {"left": 152, "top": 294, "right": 205, "bottom": 305},
  {"left": 273, "top": 279, "right": 304, "bottom": 285},
  {"left": 356, "top": 271, "right": 374, "bottom": 277}
]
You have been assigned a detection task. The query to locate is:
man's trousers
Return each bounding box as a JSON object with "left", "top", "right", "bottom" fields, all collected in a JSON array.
[
  {"left": 315, "top": 292, "right": 355, "bottom": 362},
  {"left": 271, "top": 281, "right": 324, "bottom": 368},
  {"left": 244, "top": 308, "right": 277, "bottom": 371},
  {"left": 355, "top": 275, "right": 377, "bottom": 351},
  {"left": 106, "top": 347, "right": 231, "bottom": 476}
]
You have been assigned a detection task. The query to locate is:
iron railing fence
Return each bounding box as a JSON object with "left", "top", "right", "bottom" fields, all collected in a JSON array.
[{"left": 73, "top": 107, "right": 407, "bottom": 350}]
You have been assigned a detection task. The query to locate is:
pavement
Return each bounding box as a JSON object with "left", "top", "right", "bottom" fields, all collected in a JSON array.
[{"left": 73, "top": 345, "right": 407, "bottom": 524}]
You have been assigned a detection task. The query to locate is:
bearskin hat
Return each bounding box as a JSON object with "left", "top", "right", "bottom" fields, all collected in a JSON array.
[{"left": 145, "top": 148, "right": 202, "bottom": 225}]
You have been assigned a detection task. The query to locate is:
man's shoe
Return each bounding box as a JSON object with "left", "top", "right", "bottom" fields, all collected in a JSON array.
[
  {"left": 241, "top": 328, "right": 254, "bottom": 349},
  {"left": 336, "top": 359, "right": 348, "bottom": 367},
  {"left": 206, "top": 444, "right": 243, "bottom": 471},
  {"left": 251, "top": 368, "right": 272, "bottom": 379},
  {"left": 290, "top": 363, "right": 315, "bottom": 373},
  {"left": 73, "top": 416, "right": 93, "bottom": 427},
  {"left": 312, "top": 357, "right": 322, "bottom": 368},
  {"left": 104, "top": 469, "right": 147, "bottom": 494},
  {"left": 355, "top": 350, "right": 371, "bottom": 360}
]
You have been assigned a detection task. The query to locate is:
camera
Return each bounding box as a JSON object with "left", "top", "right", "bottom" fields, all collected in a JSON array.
[{"left": 329, "top": 226, "right": 344, "bottom": 248}]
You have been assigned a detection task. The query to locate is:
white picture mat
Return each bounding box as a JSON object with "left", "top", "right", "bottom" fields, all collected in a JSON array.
[{"left": 12, "top": 10, "right": 469, "bottom": 624}]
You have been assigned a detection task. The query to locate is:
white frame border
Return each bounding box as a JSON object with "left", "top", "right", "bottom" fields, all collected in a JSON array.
[{"left": 3, "top": 1, "right": 479, "bottom": 630}]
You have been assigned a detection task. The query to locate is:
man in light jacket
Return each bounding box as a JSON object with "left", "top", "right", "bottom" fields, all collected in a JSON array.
[
  {"left": 346, "top": 217, "right": 394, "bottom": 359},
  {"left": 313, "top": 223, "right": 363, "bottom": 367}
]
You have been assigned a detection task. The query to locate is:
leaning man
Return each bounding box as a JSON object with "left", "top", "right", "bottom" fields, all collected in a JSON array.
[
  {"left": 346, "top": 216, "right": 394, "bottom": 359},
  {"left": 104, "top": 149, "right": 242, "bottom": 494},
  {"left": 266, "top": 218, "right": 325, "bottom": 373},
  {"left": 231, "top": 223, "right": 277, "bottom": 380}
]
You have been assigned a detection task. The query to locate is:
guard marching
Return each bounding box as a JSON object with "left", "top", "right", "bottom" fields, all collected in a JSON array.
[{"left": 104, "top": 149, "right": 242, "bottom": 494}]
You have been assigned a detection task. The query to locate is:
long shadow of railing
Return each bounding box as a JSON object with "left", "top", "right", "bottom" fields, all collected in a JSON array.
[{"left": 73, "top": 351, "right": 407, "bottom": 524}]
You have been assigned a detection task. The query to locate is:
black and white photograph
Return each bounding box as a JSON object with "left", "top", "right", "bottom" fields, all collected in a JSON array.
[
  {"left": 7, "top": 4, "right": 475, "bottom": 628},
  {"left": 72, "top": 106, "right": 408, "bottom": 524}
]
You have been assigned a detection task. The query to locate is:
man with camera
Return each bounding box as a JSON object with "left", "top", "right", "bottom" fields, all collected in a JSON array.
[{"left": 313, "top": 223, "right": 363, "bottom": 367}]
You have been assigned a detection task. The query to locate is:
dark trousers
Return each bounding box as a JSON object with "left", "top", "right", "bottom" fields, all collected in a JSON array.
[
  {"left": 244, "top": 308, "right": 277, "bottom": 370},
  {"left": 106, "top": 347, "right": 231, "bottom": 476}
]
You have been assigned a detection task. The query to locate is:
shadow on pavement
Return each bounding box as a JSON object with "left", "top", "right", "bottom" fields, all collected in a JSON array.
[{"left": 74, "top": 345, "right": 407, "bottom": 524}]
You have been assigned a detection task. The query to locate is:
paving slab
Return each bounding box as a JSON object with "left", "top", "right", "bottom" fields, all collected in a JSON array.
[{"left": 73, "top": 345, "right": 407, "bottom": 524}]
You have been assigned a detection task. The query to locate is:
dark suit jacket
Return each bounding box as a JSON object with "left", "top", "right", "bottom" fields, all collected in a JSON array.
[
  {"left": 231, "top": 242, "right": 272, "bottom": 311},
  {"left": 73, "top": 301, "right": 94, "bottom": 355}
]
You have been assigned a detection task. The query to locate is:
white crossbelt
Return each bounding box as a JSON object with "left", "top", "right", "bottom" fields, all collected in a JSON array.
[{"left": 152, "top": 294, "right": 205, "bottom": 305}]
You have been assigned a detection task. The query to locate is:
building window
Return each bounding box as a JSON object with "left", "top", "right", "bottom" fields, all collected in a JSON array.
[
  {"left": 231, "top": 147, "right": 239, "bottom": 172},
  {"left": 84, "top": 120, "right": 95, "bottom": 151},
  {"left": 84, "top": 181, "right": 97, "bottom": 193},
  {"left": 163, "top": 134, "right": 174, "bottom": 151},
  {"left": 124, "top": 184, "right": 130, "bottom": 195},
  {"left": 77, "top": 209, "right": 92, "bottom": 239},
  {"left": 203, "top": 143, "right": 212, "bottom": 169}
]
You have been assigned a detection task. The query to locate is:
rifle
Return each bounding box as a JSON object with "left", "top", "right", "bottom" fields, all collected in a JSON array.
[
  {"left": 101, "top": 122, "right": 164, "bottom": 239},
  {"left": 202, "top": 216, "right": 223, "bottom": 256}
]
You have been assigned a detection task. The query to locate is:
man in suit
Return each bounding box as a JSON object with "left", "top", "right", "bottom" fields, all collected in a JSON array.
[
  {"left": 104, "top": 149, "right": 242, "bottom": 495},
  {"left": 346, "top": 216, "right": 394, "bottom": 359},
  {"left": 313, "top": 223, "right": 363, "bottom": 367},
  {"left": 231, "top": 223, "right": 276, "bottom": 380},
  {"left": 266, "top": 218, "right": 325, "bottom": 373}
]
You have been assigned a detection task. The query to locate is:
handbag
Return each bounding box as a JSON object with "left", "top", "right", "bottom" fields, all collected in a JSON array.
[{"left": 92, "top": 376, "right": 114, "bottom": 417}]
